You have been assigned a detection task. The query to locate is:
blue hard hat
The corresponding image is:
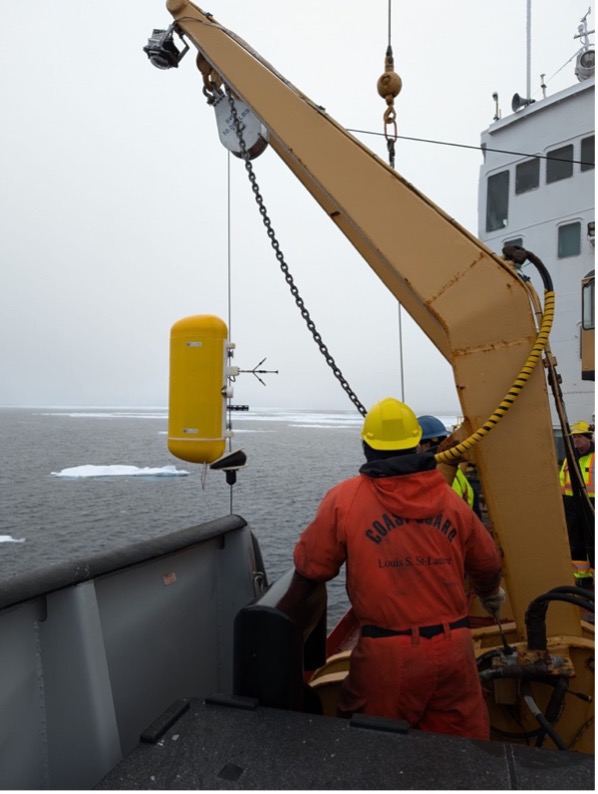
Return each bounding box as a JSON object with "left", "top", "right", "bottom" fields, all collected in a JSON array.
[{"left": 417, "top": 415, "right": 448, "bottom": 442}]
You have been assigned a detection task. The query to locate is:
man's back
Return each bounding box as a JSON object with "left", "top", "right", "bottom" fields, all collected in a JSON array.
[{"left": 294, "top": 452, "right": 501, "bottom": 629}]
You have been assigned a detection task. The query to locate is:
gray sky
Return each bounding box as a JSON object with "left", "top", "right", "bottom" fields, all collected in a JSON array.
[{"left": 0, "top": 1, "right": 586, "bottom": 413}]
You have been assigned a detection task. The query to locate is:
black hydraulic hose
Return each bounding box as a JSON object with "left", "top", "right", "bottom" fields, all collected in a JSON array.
[
  {"left": 479, "top": 662, "right": 561, "bottom": 683},
  {"left": 476, "top": 648, "right": 505, "bottom": 667},
  {"left": 503, "top": 245, "right": 595, "bottom": 567},
  {"left": 478, "top": 654, "right": 569, "bottom": 745},
  {"left": 478, "top": 581, "right": 589, "bottom": 751},
  {"left": 534, "top": 675, "right": 569, "bottom": 748},
  {"left": 504, "top": 246, "right": 553, "bottom": 292},
  {"left": 548, "top": 585, "right": 594, "bottom": 603},
  {"left": 510, "top": 248, "right": 573, "bottom": 460},
  {"left": 476, "top": 651, "right": 541, "bottom": 743},
  {"left": 525, "top": 588, "right": 595, "bottom": 651},
  {"left": 529, "top": 592, "right": 595, "bottom": 613},
  {"left": 520, "top": 680, "right": 568, "bottom": 751}
]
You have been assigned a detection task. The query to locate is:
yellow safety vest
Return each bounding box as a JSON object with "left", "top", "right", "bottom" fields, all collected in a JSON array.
[
  {"left": 452, "top": 468, "right": 475, "bottom": 509},
  {"left": 559, "top": 452, "right": 595, "bottom": 498},
  {"left": 559, "top": 451, "right": 594, "bottom": 581},
  {"left": 571, "top": 559, "right": 593, "bottom": 581}
]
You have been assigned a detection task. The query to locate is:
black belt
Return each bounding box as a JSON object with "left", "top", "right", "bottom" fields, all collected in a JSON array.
[{"left": 362, "top": 616, "right": 470, "bottom": 639}]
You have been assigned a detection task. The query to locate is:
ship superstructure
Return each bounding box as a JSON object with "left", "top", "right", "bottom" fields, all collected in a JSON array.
[{"left": 478, "top": 18, "right": 595, "bottom": 424}]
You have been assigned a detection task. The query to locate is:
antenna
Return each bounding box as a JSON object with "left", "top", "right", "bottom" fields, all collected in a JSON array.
[
  {"left": 237, "top": 358, "right": 278, "bottom": 387},
  {"left": 574, "top": 7, "right": 595, "bottom": 81},
  {"left": 526, "top": 0, "right": 531, "bottom": 105},
  {"left": 492, "top": 92, "right": 501, "bottom": 121},
  {"left": 511, "top": 1, "right": 535, "bottom": 113}
]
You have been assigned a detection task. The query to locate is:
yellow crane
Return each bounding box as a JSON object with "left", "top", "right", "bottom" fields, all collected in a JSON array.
[{"left": 149, "top": 0, "right": 594, "bottom": 753}]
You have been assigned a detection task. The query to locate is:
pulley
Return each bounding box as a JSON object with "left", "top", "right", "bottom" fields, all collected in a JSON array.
[{"left": 196, "top": 53, "right": 269, "bottom": 160}]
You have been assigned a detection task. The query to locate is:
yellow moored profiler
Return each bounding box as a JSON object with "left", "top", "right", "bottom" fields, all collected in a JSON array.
[{"left": 168, "top": 314, "right": 228, "bottom": 464}]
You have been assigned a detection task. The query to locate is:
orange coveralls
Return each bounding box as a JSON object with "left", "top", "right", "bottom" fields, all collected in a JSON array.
[{"left": 293, "top": 453, "right": 502, "bottom": 739}]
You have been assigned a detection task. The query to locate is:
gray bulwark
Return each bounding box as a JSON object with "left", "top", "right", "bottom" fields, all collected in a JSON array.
[{"left": 96, "top": 697, "right": 595, "bottom": 790}]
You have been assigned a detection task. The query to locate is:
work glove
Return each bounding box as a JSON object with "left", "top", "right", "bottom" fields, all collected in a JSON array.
[{"left": 479, "top": 586, "right": 506, "bottom": 618}]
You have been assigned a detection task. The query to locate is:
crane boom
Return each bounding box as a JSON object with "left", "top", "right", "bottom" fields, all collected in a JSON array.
[{"left": 164, "top": 0, "right": 580, "bottom": 640}]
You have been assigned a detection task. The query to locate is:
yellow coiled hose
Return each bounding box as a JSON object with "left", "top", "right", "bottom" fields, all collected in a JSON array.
[{"left": 435, "top": 289, "right": 555, "bottom": 465}]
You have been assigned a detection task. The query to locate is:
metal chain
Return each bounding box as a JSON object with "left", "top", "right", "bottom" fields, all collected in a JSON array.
[
  {"left": 384, "top": 106, "right": 397, "bottom": 169},
  {"left": 224, "top": 85, "right": 367, "bottom": 416}
]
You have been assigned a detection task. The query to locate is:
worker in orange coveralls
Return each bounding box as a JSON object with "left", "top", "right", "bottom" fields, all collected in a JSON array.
[{"left": 290, "top": 397, "right": 504, "bottom": 739}]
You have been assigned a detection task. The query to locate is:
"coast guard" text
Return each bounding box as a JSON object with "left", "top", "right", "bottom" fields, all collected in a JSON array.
[{"left": 364, "top": 513, "right": 457, "bottom": 545}]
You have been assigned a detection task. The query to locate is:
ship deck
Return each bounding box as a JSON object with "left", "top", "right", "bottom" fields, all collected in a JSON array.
[{"left": 96, "top": 694, "right": 594, "bottom": 790}]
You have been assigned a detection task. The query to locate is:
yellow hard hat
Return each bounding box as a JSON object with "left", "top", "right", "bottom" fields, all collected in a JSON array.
[
  {"left": 361, "top": 397, "right": 422, "bottom": 450},
  {"left": 571, "top": 421, "right": 593, "bottom": 435}
]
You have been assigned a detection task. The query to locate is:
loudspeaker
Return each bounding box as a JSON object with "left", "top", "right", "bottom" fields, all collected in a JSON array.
[{"left": 511, "top": 93, "right": 535, "bottom": 112}]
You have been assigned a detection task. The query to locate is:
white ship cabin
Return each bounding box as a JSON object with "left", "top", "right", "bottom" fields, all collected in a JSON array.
[{"left": 478, "top": 49, "right": 595, "bottom": 428}]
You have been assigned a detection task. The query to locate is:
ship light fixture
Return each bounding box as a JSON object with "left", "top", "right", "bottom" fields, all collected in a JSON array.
[
  {"left": 143, "top": 25, "right": 189, "bottom": 69},
  {"left": 576, "top": 49, "right": 595, "bottom": 81}
]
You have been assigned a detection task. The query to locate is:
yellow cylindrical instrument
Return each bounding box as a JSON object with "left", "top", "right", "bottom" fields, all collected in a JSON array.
[{"left": 168, "top": 314, "right": 228, "bottom": 464}]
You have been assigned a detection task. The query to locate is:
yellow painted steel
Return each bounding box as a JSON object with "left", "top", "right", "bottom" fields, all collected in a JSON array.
[
  {"left": 435, "top": 290, "right": 555, "bottom": 464},
  {"left": 168, "top": 314, "right": 228, "bottom": 464},
  {"left": 308, "top": 651, "right": 351, "bottom": 717}
]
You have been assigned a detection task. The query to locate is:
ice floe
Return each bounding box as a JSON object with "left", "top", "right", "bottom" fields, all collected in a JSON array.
[{"left": 51, "top": 465, "right": 189, "bottom": 478}]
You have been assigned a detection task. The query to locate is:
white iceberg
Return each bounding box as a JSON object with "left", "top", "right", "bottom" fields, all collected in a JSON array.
[{"left": 51, "top": 465, "right": 189, "bottom": 478}]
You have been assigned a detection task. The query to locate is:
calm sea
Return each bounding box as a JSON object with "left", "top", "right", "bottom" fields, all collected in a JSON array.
[{"left": 0, "top": 406, "right": 457, "bottom": 626}]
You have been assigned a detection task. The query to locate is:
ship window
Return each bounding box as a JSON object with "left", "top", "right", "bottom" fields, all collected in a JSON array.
[
  {"left": 558, "top": 222, "right": 581, "bottom": 258},
  {"left": 582, "top": 278, "right": 594, "bottom": 330},
  {"left": 486, "top": 170, "right": 509, "bottom": 231},
  {"left": 546, "top": 144, "right": 574, "bottom": 183},
  {"left": 504, "top": 238, "right": 523, "bottom": 247},
  {"left": 581, "top": 136, "right": 595, "bottom": 171},
  {"left": 515, "top": 158, "right": 540, "bottom": 193}
]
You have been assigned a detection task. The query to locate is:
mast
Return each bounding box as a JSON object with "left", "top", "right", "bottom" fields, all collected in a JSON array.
[{"left": 526, "top": 0, "right": 532, "bottom": 100}]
